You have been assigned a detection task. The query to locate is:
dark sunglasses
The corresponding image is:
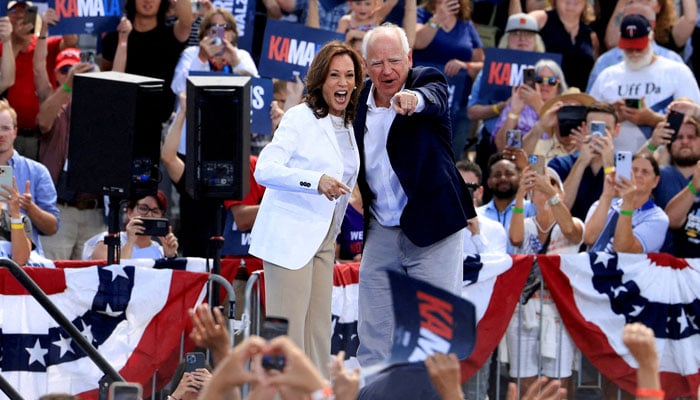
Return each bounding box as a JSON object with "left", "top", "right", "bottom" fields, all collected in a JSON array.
[
  {"left": 206, "top": 23, "right": 233, "bottom": 31},
  {"left": 536, "top": 76, "right": 560, "bottom": 86},
  {"left": 465, "top": 182, "right": 479, "bottom": 197},
  {"left": 57, "top": 65, "right": 71, "bottom": 75}
]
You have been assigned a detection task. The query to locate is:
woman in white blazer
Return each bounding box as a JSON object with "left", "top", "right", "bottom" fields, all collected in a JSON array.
[{"left": 249, "top": 41, "right": 363, "bottom": 371}]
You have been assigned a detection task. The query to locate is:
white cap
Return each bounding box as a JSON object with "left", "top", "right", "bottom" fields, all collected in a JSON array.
[
  {"left": 8, "top": 0, "right": 33, "bottom": 10},
  {"left": 505, "top": 13, "right": 539, "bottom": 33}
]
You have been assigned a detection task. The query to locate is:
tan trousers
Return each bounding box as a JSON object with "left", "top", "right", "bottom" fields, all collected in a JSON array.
[{"left": 262, "top": 225, "right": 335, "bottom": 376}]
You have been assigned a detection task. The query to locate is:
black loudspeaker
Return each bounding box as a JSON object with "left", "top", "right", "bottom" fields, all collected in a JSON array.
[
  {"left": 186, "top": 75, "right": 250, "bottom": 200},
  {"left": 68, "top": 72, "right": 163, "bottom": 198}
]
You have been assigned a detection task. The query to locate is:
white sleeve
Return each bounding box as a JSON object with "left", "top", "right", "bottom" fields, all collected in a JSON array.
[{"left": 232, "top": 49, "right": 260, "bottom": 77}]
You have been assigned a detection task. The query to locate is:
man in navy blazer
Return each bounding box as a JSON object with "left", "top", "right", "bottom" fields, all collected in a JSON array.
[{"left": 353, "top": 24, "right": 477, "bottom": 366}]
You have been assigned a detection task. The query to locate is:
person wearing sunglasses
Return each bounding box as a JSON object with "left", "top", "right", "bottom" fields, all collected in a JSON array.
[
  {"left": 493, "top": 58, "right": 568, "bottom": 152},
  {"left": 83, "top": 190, "right": 179, "bottom": 260}
]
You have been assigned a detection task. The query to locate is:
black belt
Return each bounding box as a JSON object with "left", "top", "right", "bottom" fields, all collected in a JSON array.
[{"left": 57, "top": 198, "right": 102, "bottom": 210}]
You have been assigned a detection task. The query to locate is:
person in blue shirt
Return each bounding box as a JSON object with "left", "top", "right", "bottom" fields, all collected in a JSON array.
[
  {"left": 0, "top": 100, "right": 58, "bottom": 256},
  {"left": 477, "top": 152, "right": 536, "bottom": 254}
]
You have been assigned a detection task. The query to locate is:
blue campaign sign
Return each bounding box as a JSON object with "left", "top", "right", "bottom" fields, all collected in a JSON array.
[
  {"left": 48, "top": 0, "right": 122, "bottom": 35},
  {"left": 259, "top": 19, "right": 344, "bottom": 82},
  {"left": 250, "top": 77, "right": 273, "bottom": 134},
  {"left": 189, "top": 72, "right": 272, "bottom": 134},
  {"left": 386, "top": 271, "right": 476, "bottom": 365},
  {"left": 212, "top": 0, "right": 256, "bottom": 52},
  {"left": 414, "top": 63, "right": 467, "bottom": 122},
  {"left": 478, "top": 48, "right": 563, "bottom": 103}
]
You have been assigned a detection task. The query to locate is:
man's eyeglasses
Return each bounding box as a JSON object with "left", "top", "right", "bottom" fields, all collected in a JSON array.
[
  {"left": 135, "top": 204, "right": 163, "bottom": 217},
  {"left": 536, "top": 76, "right": 560, "bottom": 86}
]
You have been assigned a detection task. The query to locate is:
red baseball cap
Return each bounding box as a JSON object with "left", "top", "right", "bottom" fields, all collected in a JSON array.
[{"left": 55, "top": 48, "right": 81, "bottom": 71}]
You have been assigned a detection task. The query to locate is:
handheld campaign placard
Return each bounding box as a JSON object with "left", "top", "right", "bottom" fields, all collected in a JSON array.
[
  {"left": 477, "top": 48, "right": 563, "bottom": 103},
  {"left": 259, "top": 19, "right": 344, "bottom": 81},
  {"left": 386, "top": 271, "right": 477, "bottom": 366},
  {"left": 48, "top": 0, "right": 123, "bottom": 34}
]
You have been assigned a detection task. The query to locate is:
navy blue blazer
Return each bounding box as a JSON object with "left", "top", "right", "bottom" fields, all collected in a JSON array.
[{"left": 353, "top": 66, "right": 476, "bottom": 247}]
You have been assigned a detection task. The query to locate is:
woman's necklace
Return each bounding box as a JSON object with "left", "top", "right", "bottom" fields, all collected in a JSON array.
[
  {"left": 331, "top": 115, "right": 345, "bottom": 129},
  {"left": 534, "top": 217, "right": 555, "bottom": 234},
  {"left": 330, "top": 114, "right": 354, "bottom": 149}
]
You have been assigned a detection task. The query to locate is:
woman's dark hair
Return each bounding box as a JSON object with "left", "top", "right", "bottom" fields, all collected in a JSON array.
[
  {"left": 126, "top": 190, "right": 168, "bottom": 213},
  {"left": 125, "top": 0, "right": 170, "bottom": 24},
  {"left": 633, "top": 152, "right": 660, "bottom": 177},
  {"left": 197, "top": 8, "right": 239, "bottom": 46},
  {"left": 304, "top": 41, "right": 364, "bottom": 126}
]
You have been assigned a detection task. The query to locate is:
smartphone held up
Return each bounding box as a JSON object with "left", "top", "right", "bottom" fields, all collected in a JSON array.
[
  {"left": 109, "top": 382, "right": 142, "bottom": 400},
  {"left": 667, "top": 110, "right": 684, "bottom": 142}
]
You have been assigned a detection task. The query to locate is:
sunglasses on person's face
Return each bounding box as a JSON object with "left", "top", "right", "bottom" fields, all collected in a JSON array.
[
  {"left": 536, "top": 76, "right": 560, "bottom": 86},
  {"left": 464, "top": 182, "right": 479, "bottom": 197},
  {"left": 206, "top": 23, "right": 233, "bottom": 31}
]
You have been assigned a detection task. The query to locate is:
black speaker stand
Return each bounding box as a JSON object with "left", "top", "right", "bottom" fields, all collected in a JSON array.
[
  {"left": 104, "top": 196, "right": 123, "bottom": 265},
  {"left": 207, "top": 202, "right": 225, "bottom": 306}
]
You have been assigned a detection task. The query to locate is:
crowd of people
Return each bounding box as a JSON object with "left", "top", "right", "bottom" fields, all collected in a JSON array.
[{"left": 2, "top": 0, "right": 700, "bottom": 398}]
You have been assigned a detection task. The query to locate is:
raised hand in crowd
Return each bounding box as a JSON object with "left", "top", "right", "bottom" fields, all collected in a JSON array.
[
  {"left": 199, "top": 335, "right": 267, "bottom": 400},
  {"left": 283, "top": 75, "right": 304, "bottom": 112},
  {"left": 264, "top": 336, "right": 329, "bottom": 394},
  {"left": 425, "top": 353, "right": 463, "bottom": 400},
  {"left": 19, "top": 180, "right": 56, "bottom": 235},
  {"left": 669, "top": 99, "right": 700, "bottom": 120},
  {"left": 202, "top": 335, "right": 331, "bottom": 400},
  {"left": 328, "top": 351, "right": 360, "bottom": 400},
  {"left": 3, "top": 176, "right": 30, "bottom": 265},
  {"left": 0, "top": 16, "right": 11, "bottom": 43},
  {"left": 506, "top": 377, "right": 566, "bottom": 400},
  {"left": 622, "top": 323, "right": 662, "bottom": 398},
  {"left": 117, "top": 17, "right": 133, "bottom": 42},
  {"left": 502, "top": 147, "right": 528, "bottom": 172},
  {"left": 269, "top": 100, "right": 285, "bottom": 133},
  {"left": 523, "top": 101, "right": 562, "bottom": 155},
  {"left": 111, "top": 17, "right": 133, "bottom": 72},
  {"left": 199, "top": 35, "right": 225, "bottom": 61},
  {"left": 189, "top": 303, "right": 231, "bottom": 366},
  {"left": 159, "top": 226, "right": 179, "bottom": 258},
  {"left": 171, "top": 368, "right": 212, "bottom": 400},
  {"left": 644, "top": 120, "right": 675, "bottom": 154}
]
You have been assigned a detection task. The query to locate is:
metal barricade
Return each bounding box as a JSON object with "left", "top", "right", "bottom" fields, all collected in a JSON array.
[
  {"left": 243, "top": 270, "right": 265, "bottom": 340},
  {"left": 465, "top": 278, "right": 622, "bottom": 400}
]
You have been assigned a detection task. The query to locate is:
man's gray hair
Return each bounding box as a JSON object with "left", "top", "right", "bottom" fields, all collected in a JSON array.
[{"left": 361, "top": 23, "right": 410, "bottom": 59}]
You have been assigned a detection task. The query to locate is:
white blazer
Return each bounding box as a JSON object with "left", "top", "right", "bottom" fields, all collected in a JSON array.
[{"left": 249, "top": 103, "right": 360, "bottom": 270}]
